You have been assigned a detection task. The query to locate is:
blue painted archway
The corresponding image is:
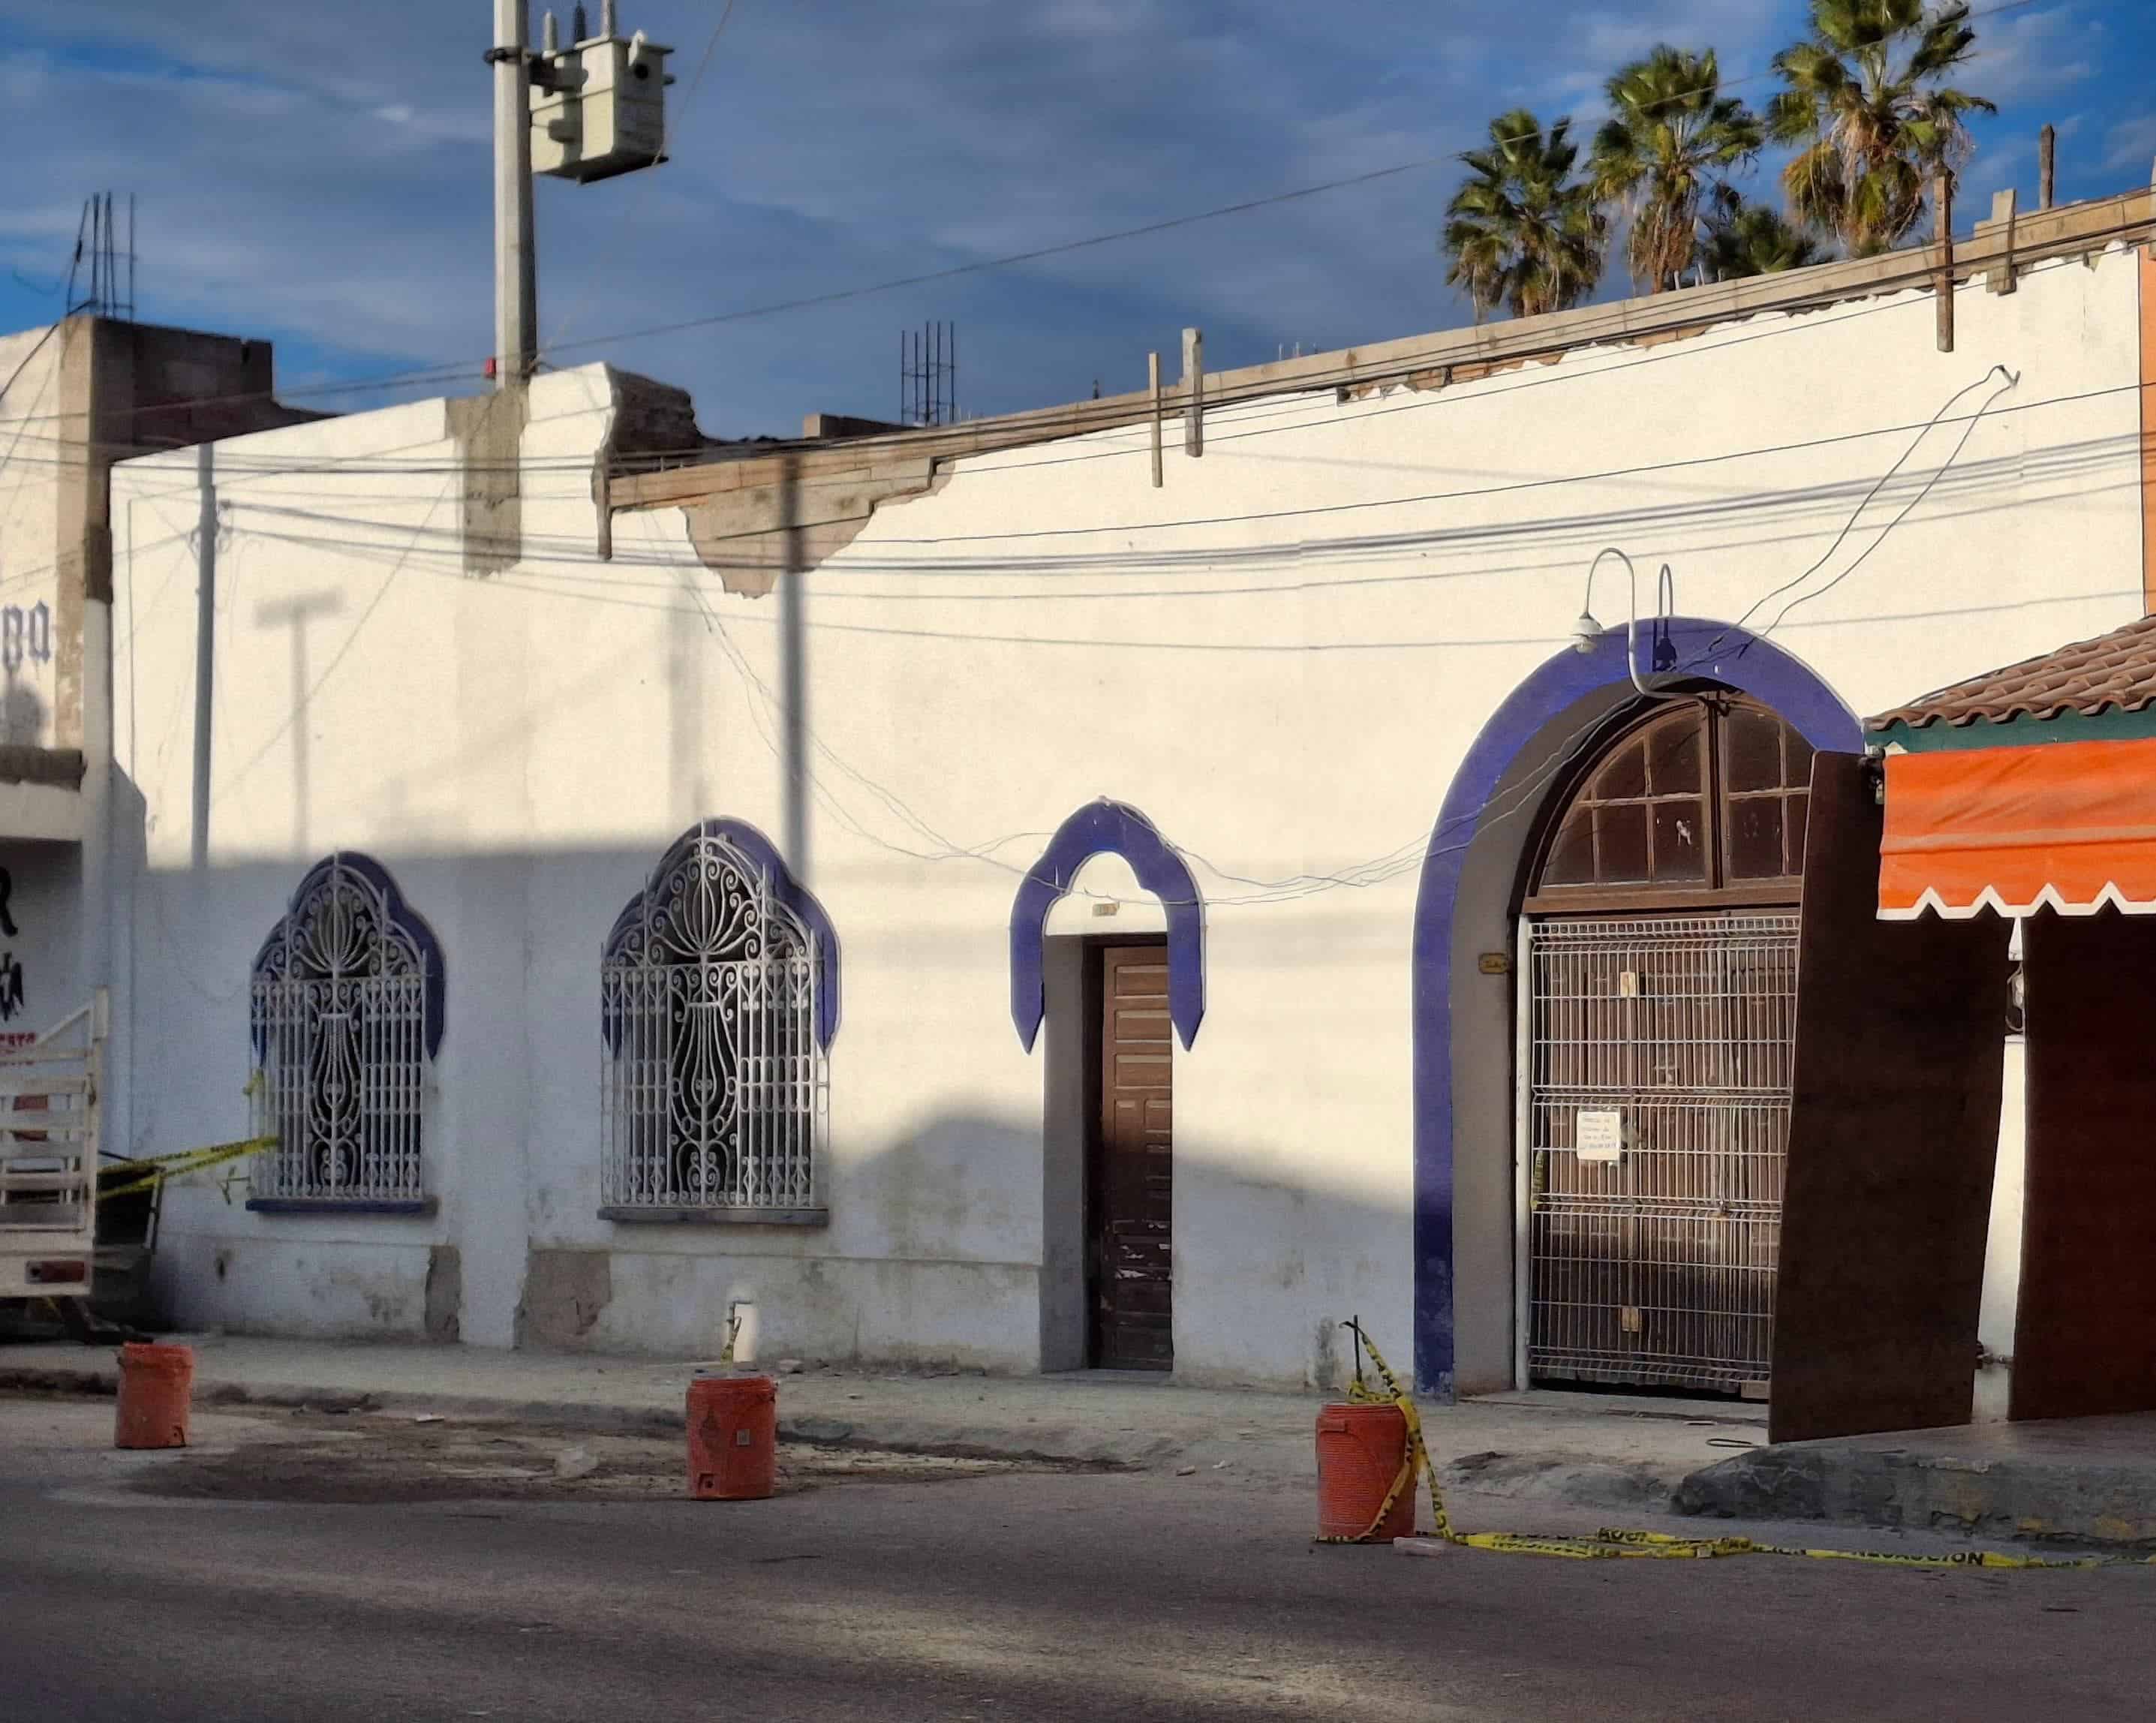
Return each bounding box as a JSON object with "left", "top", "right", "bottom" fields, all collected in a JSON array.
[
  {"left": 1010, "top": 798, "right": 1205, "bottom": 1052},
  {"left": 1411, "top": 618, "right": 1863, "bottom": 1396}
]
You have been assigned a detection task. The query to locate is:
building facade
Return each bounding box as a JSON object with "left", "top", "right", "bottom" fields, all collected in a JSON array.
[
  {"left": 93, "top": 188, "right": 2156, "bottom": 1397},
  {"left": 0, "top": 315, "right": 312, "bottom": 1090}
]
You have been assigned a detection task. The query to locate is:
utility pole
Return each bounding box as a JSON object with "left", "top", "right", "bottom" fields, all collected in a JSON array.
[
  {"left": 486, "top": 2, "right": 671, "bottom": 388},
  {"left": 490, "top": 0, "right": 537, "bottom": 388},
  {"left": 1935, "top": 171, "right": 1955, "bottom": 355},
  {"left": 779, "top": 456, "right": 809, "bottom": 881},
  {"left": 190, "top": 444, "right": 216, "bottom": 870},
  {"left": 2038, "top": 124, "right": 2056, "bottom": 211}
]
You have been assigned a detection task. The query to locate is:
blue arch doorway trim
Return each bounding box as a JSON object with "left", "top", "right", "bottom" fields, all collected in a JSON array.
[
  {"left": 1411, "top": 618, "right": 1863, "bottom": 1397},
  {"left": 602, "top": 817, "right": 842, "bottom": 1052},
  {"left": 1011, "top": 798, "right": 1205, "bottom": 1052}
]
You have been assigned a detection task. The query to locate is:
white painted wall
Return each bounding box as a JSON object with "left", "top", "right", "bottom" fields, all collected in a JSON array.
[
  {"left": 109, "top": 248, "right": 2146, "bottom": 1389},
  {"left": 0, "top": 323, "right": 71, "bottom": 750},
  {"left": 1976, "top": 1036, "right": 2027, "bottom": 1422}
]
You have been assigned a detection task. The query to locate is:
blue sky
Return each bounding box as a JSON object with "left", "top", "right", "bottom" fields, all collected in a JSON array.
[{"left": 0, "top": 1, "right": 2147, "bottom": 438}]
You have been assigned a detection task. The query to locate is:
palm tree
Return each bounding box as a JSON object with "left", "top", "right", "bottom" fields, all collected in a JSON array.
[
  {"left": 1767, "top": 0, "right": 1995, "bottom": 256},
  {"left": 1442, "top": 110, "right": 1608, "bottom": 320},
  {"left": 1700, "top": 194, "right": 1824, "bottom": 279},
  {"left": 1589, "top": 46, "right": 1763, "bottom": 293}
]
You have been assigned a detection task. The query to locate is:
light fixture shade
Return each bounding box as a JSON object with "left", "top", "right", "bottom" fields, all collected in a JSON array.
[{"left": 1570, "top": 612, "right": 1601, "bottom": 654}]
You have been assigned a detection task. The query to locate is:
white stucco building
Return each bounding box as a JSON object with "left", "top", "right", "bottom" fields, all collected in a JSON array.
[{"left": 69, "top": 185, "right": 2156, "bottom": 1399}]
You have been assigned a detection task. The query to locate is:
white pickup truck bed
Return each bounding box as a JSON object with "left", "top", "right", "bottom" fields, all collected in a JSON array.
[{"left": 0, "top": 997, "right": 106, "bottom": 1302}]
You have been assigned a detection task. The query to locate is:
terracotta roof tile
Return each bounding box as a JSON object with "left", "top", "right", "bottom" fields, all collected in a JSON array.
[{"left": 1866, "top": 615, "right": 2156, "bottom": 732}]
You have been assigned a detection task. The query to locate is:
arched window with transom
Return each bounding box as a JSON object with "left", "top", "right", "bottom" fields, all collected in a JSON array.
[
  {"left": 249, "top": 853, "right": 444, "bottom": 1212},
  {"left": 1526, "top": 696, "right": 1815, "bottom": 908},
  {"left": 600, "top": 820, "right": 839, "bottom": 1223}
]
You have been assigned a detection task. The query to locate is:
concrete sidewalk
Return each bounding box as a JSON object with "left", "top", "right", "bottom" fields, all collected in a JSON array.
[
  {"left": 11, "top": 1334, "right": 2154, "bottom": 1547},
  {"left": 0, "top": 1333, "right": 1760, "bottom": 1505}
]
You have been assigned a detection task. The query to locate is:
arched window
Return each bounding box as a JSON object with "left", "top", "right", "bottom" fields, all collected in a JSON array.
[
  {"left": 1526, "top": 696, "right": 1815, "bottom": 908},
  {"left": 600, "top": 821, "right": 837, "bottom": 1222},
  {"left": 249, "top": 853, "right": 443, "bottom": 1210}
]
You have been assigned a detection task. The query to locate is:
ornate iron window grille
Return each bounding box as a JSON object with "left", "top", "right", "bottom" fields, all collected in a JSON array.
[
  {"left": 249, "top": 854, "right": 440, "bottom": 1205},
  {"left": 601, "top": 826, "right": 829, "bottom": 1213}
]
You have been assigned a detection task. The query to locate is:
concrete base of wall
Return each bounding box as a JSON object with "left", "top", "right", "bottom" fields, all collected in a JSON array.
[{"left": 154, "top": 1231, "right": 436, "bottom": 1340}]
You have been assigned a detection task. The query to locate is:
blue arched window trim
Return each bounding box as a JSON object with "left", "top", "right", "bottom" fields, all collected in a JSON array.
[
  {"left": 249, "top": 851, "right": 445, "bottom": 1060},
  {"left": 1410, "top": 619, "right": 1863, "bottom": 1397},
  {"left": 1010, "top": 798, "right": 1204, "bottom": 1051},
  {"left": 602, "top": 818, "right": 841, "bottom": 1051}
]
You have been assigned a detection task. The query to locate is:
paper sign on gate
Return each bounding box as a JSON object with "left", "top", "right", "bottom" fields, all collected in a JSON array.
[{"left": 1574, "top": 1109, "right": 1624, "bottom": 1163}]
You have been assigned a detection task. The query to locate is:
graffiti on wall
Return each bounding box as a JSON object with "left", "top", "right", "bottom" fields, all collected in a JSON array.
[
  {"left": 0, "top": 602, "right": 53, "bottom": 747},
  {"left": 0, "top": 603, "right": 51, "bottom": 672},
  {"left": 0, "top": 867, "right": 26, "bottom": 1025}
]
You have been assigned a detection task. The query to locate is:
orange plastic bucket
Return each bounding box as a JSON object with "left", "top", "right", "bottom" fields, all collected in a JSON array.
[
  {"left": 1316, "top": 1401, "right": 1416, "bottom": 1541},
  {"left": 686, "top": 1370, "right": 777, "bottom": 1501},
  {"left": 114, "top": 1342, "right": 194, "bottom": 1450}
]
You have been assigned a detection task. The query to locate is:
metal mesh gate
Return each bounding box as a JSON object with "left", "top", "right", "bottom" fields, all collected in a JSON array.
[{"left": 1523, "top": 913, "right": 1800, "bottom": 1394}]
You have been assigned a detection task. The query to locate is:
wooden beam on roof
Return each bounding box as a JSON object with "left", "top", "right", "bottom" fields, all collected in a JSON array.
[{"left": 605, "top": 185, "right": 2156, "bottom": 588}]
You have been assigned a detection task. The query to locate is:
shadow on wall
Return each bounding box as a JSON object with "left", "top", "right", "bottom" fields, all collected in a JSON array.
[
  {"left": 127, "top": 844, "right": 1415, "bottom": 1386},
  {"left": 0, "top": 673, "right": 45, "bottom": 747},
  {"left": 512, "top": 1110, "right": 1411, "bottom": 1393}
]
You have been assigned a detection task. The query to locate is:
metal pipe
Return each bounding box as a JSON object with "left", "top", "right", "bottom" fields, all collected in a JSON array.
[{"left": 1571, "top": 548, "right": 1662, "bottom": 696}]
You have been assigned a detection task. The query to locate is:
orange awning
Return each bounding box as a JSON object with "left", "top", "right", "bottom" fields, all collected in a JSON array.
[{"left": 1881, "top": 737, "right": 2156, "bottom": 919}]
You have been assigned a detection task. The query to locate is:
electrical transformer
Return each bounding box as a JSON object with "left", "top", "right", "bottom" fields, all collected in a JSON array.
[{"left": 530, "top": 19, "right": 674, "bottom": 184}]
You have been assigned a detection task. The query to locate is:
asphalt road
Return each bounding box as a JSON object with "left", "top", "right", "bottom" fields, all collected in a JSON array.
[{"left": 4, "top": 1398, "right": 2154, "bottom": 1722}]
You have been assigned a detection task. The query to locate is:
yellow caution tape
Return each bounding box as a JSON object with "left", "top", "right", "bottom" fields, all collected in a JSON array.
[
  {"left": 1316, "top": 1321, "right": 2136, "bottom": 1571},
  {"left": 98, "top": 1136, "right": 279, "bottom": 1201}
]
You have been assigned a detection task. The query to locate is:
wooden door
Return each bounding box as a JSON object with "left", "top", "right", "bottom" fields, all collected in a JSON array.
[
  {"left": 1769, "top": 753, "right": 2007, "bottom": 1444},
  {"left": 1090, "top": 944, "right": 1173, "bottom": 1370}
]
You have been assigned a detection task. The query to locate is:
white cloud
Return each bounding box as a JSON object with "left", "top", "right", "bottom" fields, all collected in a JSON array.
[
  {"left": 1964, "top": 5, "right": 2099, "bottom": 107},
  {"left": 1, "top": 0, "right": 2113, "bottom": 438},
  {"left": 2104, "top": 113, "right": 2156, "bottom": 175}
]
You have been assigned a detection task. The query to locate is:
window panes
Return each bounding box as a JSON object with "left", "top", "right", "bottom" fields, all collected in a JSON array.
[{"left": 1529, "top": 699, "right": 1812, "bottom": 902}]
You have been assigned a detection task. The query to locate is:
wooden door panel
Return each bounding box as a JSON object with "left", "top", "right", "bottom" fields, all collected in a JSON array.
[
  {"left": 2013, "top": 911, "right": 2156, "bottom": 1420},
  {"left": 1770, "top": 753, "right": 2008, "bottom": 1445},
  {"left": 1093, "top": 944, "right": 1174, "bottom": 1370}
]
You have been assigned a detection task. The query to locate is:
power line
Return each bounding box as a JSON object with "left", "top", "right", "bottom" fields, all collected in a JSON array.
[
  {"left": 137, "top": 484, "right": 2129, "bottom": 911},
  {"left": 540, "top": 0, "right": 745, "bottom": 356},
  {"left": 194, "top": 377, "right": 2148, "bottom": 594},
  {"left": 8, "top": 194, "right": 2147, "bottom": 507},
  {"left": 0, "top": 0, "right": 2057, "bottom": 441},
  {"left": 528, "top": 0, "right": 2053, "bottom": 366},
  {"left": 23, "top": 191, "right": 2141, "bottom": 510},
  {"left": 204, "top": 453, "right": 2134, "bottom": 657}
]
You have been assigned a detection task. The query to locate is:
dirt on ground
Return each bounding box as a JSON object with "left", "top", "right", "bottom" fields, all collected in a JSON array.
[{"left": 122, "top": 1404, "right": 1051, "bottom": 1505}]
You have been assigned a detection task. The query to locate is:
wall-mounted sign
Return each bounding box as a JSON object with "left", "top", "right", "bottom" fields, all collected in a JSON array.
[
  {"left": 1478, "top": 952, "right": 1511, "bottom": 975},
  {"left": 1575, "top": 1108, "right": 1624, "bottom": 1162}
]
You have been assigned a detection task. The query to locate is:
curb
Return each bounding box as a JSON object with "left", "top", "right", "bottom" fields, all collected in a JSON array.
[
  {"left": 1678, "top": 1443, "right": 2156, "bottom": 1550},
  {"left": 0, "top": 1361, "right": 1155, "bottom": 1469}
]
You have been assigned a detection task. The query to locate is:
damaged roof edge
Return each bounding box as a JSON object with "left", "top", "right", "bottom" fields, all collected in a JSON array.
[{"left": 610, "top": 181, "right": 2155, "bottom": 513}]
